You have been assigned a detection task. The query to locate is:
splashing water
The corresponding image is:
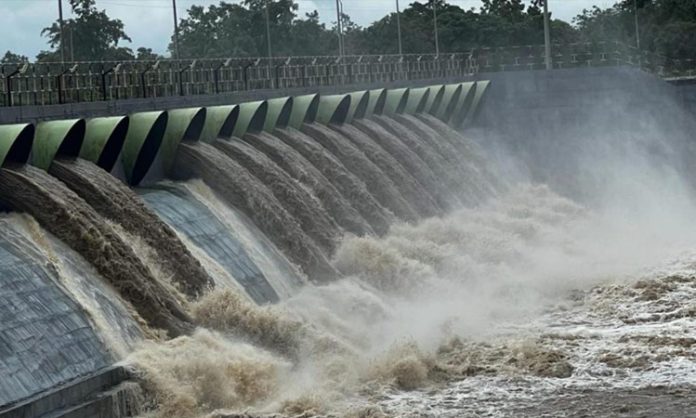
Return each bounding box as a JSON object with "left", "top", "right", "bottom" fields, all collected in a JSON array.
[{"left": 126, "top": 178, "right": 696, "bottom": 417}]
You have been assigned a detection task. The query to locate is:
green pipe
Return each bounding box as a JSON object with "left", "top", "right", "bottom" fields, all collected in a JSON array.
[
  {"left": 288, "top": 94, "right": 320, "bottom": 129},
  {"left": 121, "top": 111, "right": 168, "bottom": 186},
  {"left": 403, "top": 87, "right": 430, "bottom": 114},
  {"left": 424, "top": 85, "right": 445, "bottom": 116},
  {"left": 345, "top": 91, "right": 370, "bottom": 123},
  {"left": 0, "top": 123, "right": 34, "bottom": 167},
  {"left": 449, "top": 82, "right": 475, "bottom": 127},
  {"left": 80, "top": 116, "right": 130, "bottom": 172},
  {"left": 315, "top": 94, "right": 351, "bottom": 125},
  {"left": 234, "top": 101, "right": 268, "bottom": 137},
  {"left": 366, "top": 88, "right": 387, "bottom": 117},
  {"left": 160, "top": 107, "right": 207, "bottom": 174},
  {"left": 263, "top": 97, "right": 294, "bottom": 131},
  {"left": 32, "top": 119, "right": 86, "bottom": 170},
  {"left": 435, "top": 84, "right": 463, "bottom": 122},
  {"left": 200, "top": 105, "right": 240, "bottom": 142},
  {"left": 383, "top": 88, "right": 410, "bottom": 115},
  {"left": 463, "top": 80, "right": 491, "bottom": 127}
]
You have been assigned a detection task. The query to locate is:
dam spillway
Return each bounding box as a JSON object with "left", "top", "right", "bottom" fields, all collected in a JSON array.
[{"left": 3, "top": 66, "right": 696, "bottom": 417}]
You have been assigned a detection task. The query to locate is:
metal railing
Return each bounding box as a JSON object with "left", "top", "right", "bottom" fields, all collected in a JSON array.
[
  {"left": 0, "top": 54, "right": 476, "bottom": 107},
  {"left": 1, "top": 42, "right": 691, "bottom": 108}
]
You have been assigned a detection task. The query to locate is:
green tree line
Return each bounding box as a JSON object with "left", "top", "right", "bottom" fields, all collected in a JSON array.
[{"left": 1, "top": 0, "right": 695, "bottom": 64}]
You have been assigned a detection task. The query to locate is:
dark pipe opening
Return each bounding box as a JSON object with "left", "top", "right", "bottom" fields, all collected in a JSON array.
[
  {"left": 395, "top": 90, "right": 410, "bottom": 114},
  {"left": 131, "top": 112, "right": 168, "bottom": 186},
  {"left": 4, "top": 124, "right": 34, "bottom": 166},
  {"left": 248, "top": 102, "right": 268, "bottom": 133},
  {"left": 276, "top": 98, "right": 294, "bottom": 128},
  {"left": 416, "top": 90, "right": 430, "bottom": 113},
  {"left": 218, "top": 106, "right": 240, "bottom": 139},
  {"left": 183, "top": 108, "right": 207, "bottom": 142},
  {"left": 330, "top": 96, "right": 351, "bottom": 125},
  {"left": 56, "top": 119, "right": 86, "bottom": 158},
  {"left": 304, "top": 95, "right": 320, "bottom": 124},
  {"left": 353, "top": 93, "right": 370, "bottom": 120},
  {"left": 96, "top": 117, "right": 129, "bottom": 172},
  {"left": 373, "top": 90, "right": 387, "bottom": 116},
  {"left": 428, "top": 87, "right": 446, "bottom": 116}
]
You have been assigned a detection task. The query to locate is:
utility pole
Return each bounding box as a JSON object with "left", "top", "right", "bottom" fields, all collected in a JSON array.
[
  {"left": 634, "top": 0, "right": 640, "bottom": 49},
  {"left": 335, "top": 0, "right": 344, "bottom": 56},
  {"left": 432, "top": 0, "right": 440, "bottom": 56},
  {"left": 396, "top": 0, "right": 403, "bottom": 56},
  {"left": 265, "top": 0, "right": 272, "bottom": 60},
  {"left": 543, "top": 0, "right": 552, "bottom": 70},
  {"left": 265, "top": 0, "right": 273, "bottom": 87},
  {"left": 172, "top": 0, "right": 181, "bottom": 60},
  {"left": 58, "top": 0, "right": 65, "bottom": 63}
]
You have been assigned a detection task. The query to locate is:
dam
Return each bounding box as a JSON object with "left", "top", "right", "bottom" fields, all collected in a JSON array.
[{"left": 2, "top": 59, "right": 696, "bottom": 417}]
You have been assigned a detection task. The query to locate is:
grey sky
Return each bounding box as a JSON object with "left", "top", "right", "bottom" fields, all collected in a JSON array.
[{"left": 1, "top": 0, "right": 615, "bottom": 59}]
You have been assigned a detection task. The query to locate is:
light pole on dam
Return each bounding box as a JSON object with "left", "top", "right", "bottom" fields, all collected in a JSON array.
[{"left": 543, "top": 0, "right": 552, "bottom": 70}]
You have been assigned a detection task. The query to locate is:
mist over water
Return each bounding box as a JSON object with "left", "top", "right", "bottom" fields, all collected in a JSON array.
[{"left": 119, "top": 88, "right": 696, "bottom": 417}]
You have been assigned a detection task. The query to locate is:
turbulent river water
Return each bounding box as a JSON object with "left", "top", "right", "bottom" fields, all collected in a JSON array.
[{"left": 3, "top": 108, "right": 696, "bottom": 417}]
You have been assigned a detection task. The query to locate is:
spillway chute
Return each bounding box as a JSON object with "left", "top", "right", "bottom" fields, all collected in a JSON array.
[
  {"left": 463, "top": 80, "right": 491, "bottom": 128},
  {"left": 316, "top": 94, "right": 351, "bottom": 125},
  {"left": 435, "top": 84, "right": 464, "bottom": 122},
  {"left": 121, "top": 110, "right": 168, "bottom": 186},
  {"left": 200, "top": 104, "right": 240, "bottom": 142},
  {"left": 424, "top": 84, "right": 446, "bottom": 116},
  {"left": 403, "top": 87, "right": 430, "bottom": 114},
  {"left": 366, "top": 88, "right": 387, "bottom": 117},
  {"left": 449, "top": 82, "right": 475, "bottom": 127},
  {"left": 80, "top": 116, "right": 130, "bottom": 172},
  {"left": 0, "top": 123, "right": 34, "bottom": 167},
  {"left": 32, "top": 119, "right": 86, "bottom": 170},
  {"left": 234, "top": 101, "right": 268, "bottom": 137},
  {"left": 288, "top": 94, "right": 320, "bottom": 129},
  {"left": 263, "top": 97, "right": 294, "bottom": 131},
  {"left": 383, "top": 88, "right": 410, "bottom": 115},
  {"left": 160, "top": 107, "right": 207, "bottom": 174},
  {"left": 345, "top": 91, "right": 370, "bottom": 123}
]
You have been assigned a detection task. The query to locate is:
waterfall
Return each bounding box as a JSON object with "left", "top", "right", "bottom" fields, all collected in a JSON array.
[
  {"left": 173, "top": 141, "right": 338, "bottom": 282},
  {"left": 333, "top": 123, "right": 442, "bottom": 218},
  {"left": 274, "top": 127, "right": 394, "bottom": 235},
  {"left": 241, "top": 131, "right": 374, "bottom": 236},
  {"left": 49, "top": 157, "right": 214, "bottom": 298},
  {"left": 213, "top": 138, "right": 341, "bottom": 253},
  {"left": 352, "top": 118, "right": 459, "bottom": 211},
  {"left": 301, "top": 123, "right": 419, "bottom": 222},
  {"left": 0, "top": 164, "right": 193, "bottom": 337},
  {"left": 373, "top": 115, "right": 470, "bottom": 203},
  {"left": 138, "top": 184, "right": 283, "bottom": 304}
]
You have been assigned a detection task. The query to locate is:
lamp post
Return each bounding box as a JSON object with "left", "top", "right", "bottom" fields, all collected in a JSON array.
[
  {"left": 432, "top": 0, "right": 440, "bottom": 56},
  {"left": 265, "top": 0, "right": 273, "bottom": 60},
  {"left": 172, "top": 0, "right": 181, "bottom": 59},
  {"left": 335, "top": 0, "right": 344, "bottom": 56},
  {"left": 58, "top": 0, "right": 65, "bottom": 63},
  {"left": 543, "top": 0, "right": 552, "bottom": 70},
  {"left": 396, "top": 0, "right": 403, "bottom": 56}
]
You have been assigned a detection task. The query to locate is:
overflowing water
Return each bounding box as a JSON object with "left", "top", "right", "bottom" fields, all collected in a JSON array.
[{"left": 3, "top": 102, "right": 696, "bottom": 417}]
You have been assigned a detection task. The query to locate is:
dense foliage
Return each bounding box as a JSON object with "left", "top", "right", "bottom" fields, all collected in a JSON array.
[{"left": 2, "top": 0, "right": 695, "bottom": 63}]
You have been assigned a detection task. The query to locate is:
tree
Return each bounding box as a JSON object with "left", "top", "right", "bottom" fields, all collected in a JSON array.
[
  {"left": 1, "top": 51, "right": 29, "bottom": 64},
  {"left": 40, "top": 0, "right": 133, "bottom": 61},
  {"left": 136, "top": 47, "right": 161, "bottom": 61}
]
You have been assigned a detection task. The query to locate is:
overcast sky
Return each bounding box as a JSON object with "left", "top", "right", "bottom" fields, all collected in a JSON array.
[{"left": 1, "top": 0, "right": 616, "bottom": 59}]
